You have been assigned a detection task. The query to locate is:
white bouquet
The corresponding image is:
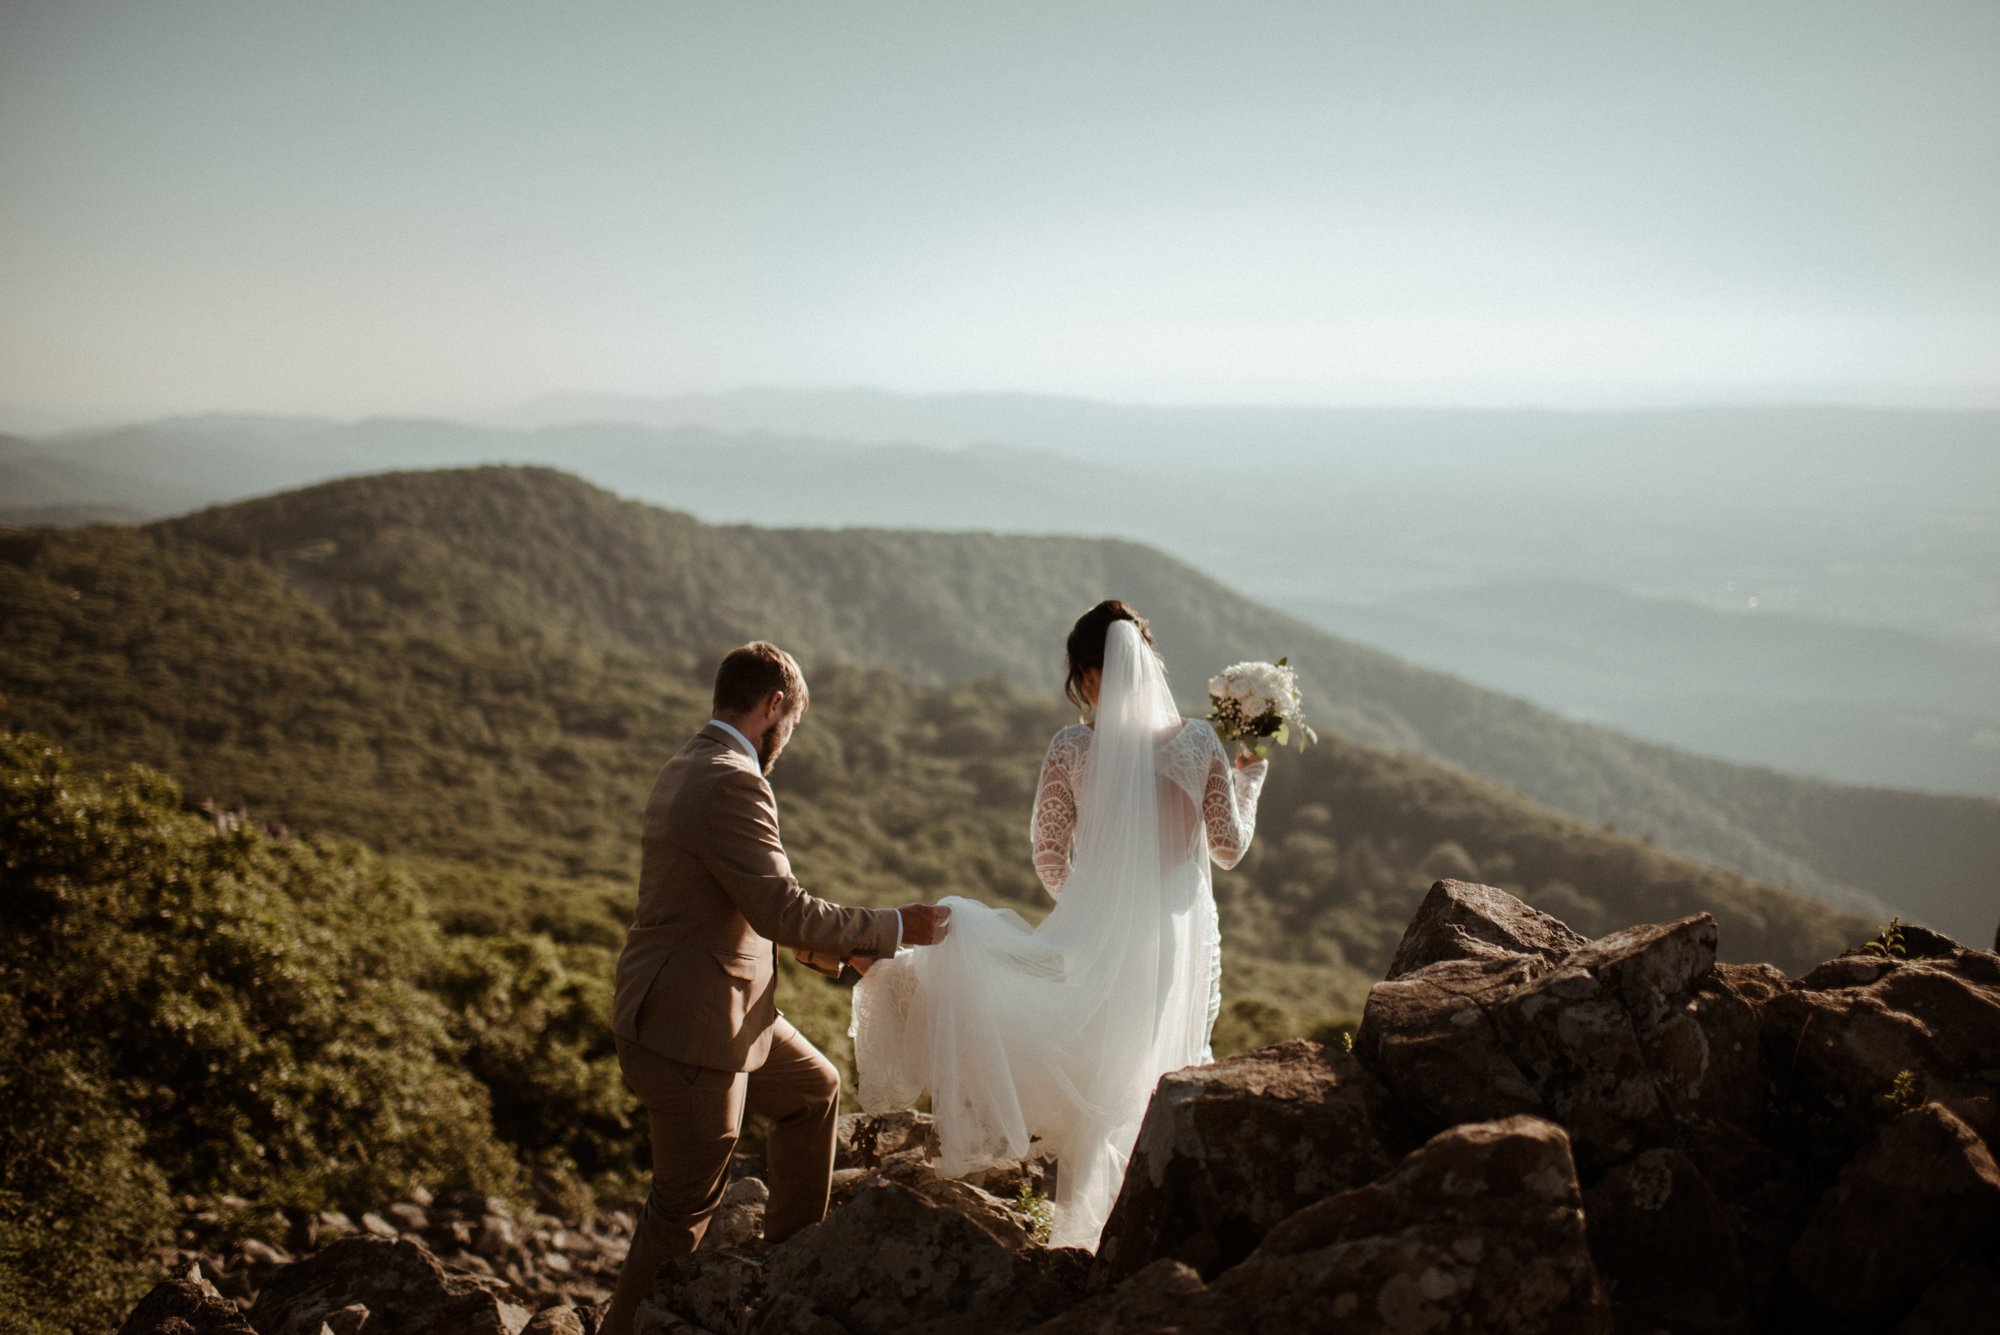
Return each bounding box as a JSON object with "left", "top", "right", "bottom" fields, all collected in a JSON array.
[{"left": 1207, "top": 657, "right": 1318, "bottom": 759}]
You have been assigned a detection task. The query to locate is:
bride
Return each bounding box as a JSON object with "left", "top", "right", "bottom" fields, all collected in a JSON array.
[{"left": 849, "top": 600, "right": 1269, "bottom": 1248}]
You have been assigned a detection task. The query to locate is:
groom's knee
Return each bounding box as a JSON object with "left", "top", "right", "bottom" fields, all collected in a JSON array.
[{"left": 802, "top": 1049, "right": 839, "bottom": 1115}]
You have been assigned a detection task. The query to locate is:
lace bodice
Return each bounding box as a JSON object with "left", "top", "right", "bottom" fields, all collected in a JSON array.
[{"left": 1031, "top": 719, "right": 1268, "bottom": 897}]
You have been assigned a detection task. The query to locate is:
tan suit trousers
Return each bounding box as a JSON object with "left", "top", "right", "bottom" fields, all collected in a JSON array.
[{"left": 610, "top": 1018, "right": 839, "bottom": 1287}]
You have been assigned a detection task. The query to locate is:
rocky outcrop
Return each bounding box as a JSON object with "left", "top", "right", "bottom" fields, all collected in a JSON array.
[
  {"left": 1787, "top": 1100, "right": 2000, "bottom": 1328},
  {"left": 758, "top": 1179, "right": 1083, "bottom": 1333},
  {"left": 1047, "top": 1116, "right": 1610, "bottom": 1334},
  {"left": 1582, "top": 1147, "right": 1752, "bottom": 1334},
  {"left": 113, "top": 880, "right": 2000, "bottom": 1335},
  {"left": 115, "top": 1268, "right": 258, "bottom": 1335},
  {"left": 1091, "top": 1040, "right": 1407, "bottom": 1284},
  {"left": 247, "top": 1236, "right": 533, "bottom": 1335},
  {"left": 1385, "top": 877, "right": 1587, "bottom": 979}
]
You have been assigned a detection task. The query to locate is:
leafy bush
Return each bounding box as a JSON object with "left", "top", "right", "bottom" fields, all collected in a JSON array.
[
  {"left": 0, "top": 734, "right": 652, "bottom": 1332},
  {"left": 0, "top": 999, "right": 173, "bottom": 1333}
]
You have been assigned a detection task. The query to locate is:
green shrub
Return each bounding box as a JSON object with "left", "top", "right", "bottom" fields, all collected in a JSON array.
[{"left": 0, "top": 999, "right": 174, "bottom": 1335}]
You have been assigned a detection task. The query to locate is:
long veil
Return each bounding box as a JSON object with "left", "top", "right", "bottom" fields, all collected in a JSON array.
[{"left": 852, "top": 620, "right": 1201, "bottom": 1247}]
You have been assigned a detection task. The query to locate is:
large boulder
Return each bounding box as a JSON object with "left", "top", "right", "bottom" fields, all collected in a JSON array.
[
  {"left": 1583, "top": 1148, "right": 1753, "bottom": 1334},
  {"left": 1898, "top": 1259, "right": 2000, "bottom": 1335},
  {"left": 1354, "top": 954, "right": 1549, "bottom": 1135},
  {"left": 1359, "top": 909, "right": 1722, "bottom": 1175},
  {"left": 1092, "top": 1039, "right": 1408, "bottom": 1285},
  {"left": 1485, "top": 961, "right": 1672, "bottom": 1174},
  {"left": 1386, "top": 879, "right": 1587, "bottom": 979},
  {"left": 1788, "top": 1100, "right": 2000, "bottom": 1328},
  {"left": 115, "top": 1269, "right": 258, "bottom": 1335},
  {"left": 695, "top": 1176, "right": 769, "bottom": 1253},
  {"left": 748, "top": 1179, "right": 1085, "bottom": 1334},
  {"left": 1044, "top": 1116, "right": 1611, "bottom": 1335},
  {"left": 1028, "top": 1260, "right": 1217, "bottom": 1335},
  {"left": 1638, "top": 961, "right": 1785, "bottom": 1197},
  {"left": 640, "top": 1249, "right": 765, "bottom": 1335},
  {"left": 247, "top": 1235, "right": 533, "bottom": 1335},
  {"left": 1765, "top": 946, "right": 2000, "bottom": 1158}
]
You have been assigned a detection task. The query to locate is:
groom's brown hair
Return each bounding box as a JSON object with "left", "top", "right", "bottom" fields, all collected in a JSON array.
[{"left": 713, "top": 641, "right": 808, "bottom": 716}]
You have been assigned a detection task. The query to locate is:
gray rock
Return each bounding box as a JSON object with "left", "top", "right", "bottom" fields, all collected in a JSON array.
[
  {"left": 477, "top": 1214, "right": 519, "bottom": 1258},
  {"left": 1485, "top": 961, "right": 1673, "bottom": 1173},
  {"left": 1563, "top": 914, "right": 1718, "bottom": 1032},
  {"left": 1789, "top": 1101, "right": 2000, "bottom": 1327},
  {"left": 1583, "top": 1148, "right": 1752, "bottom": 1334},
  {"left": 1385, "top": 879, "right": 1587, "bottom": 980},
  {"left": 1897, "top": 1258, "right": 2000, "bottom": 1335},
  {"left": 1030, "top": 1259, "right": 1213, "bottom": 1335},
  {"left": 1221, "top": 1115, "right": 1610, "bottom": 1333},
  {"left": 834, "top": 1110, "right": 938, "bottom": 1169},
  {"left": 648, "top": 1247, "right": 764, "bottom": 1334},
  {"left": 318, "top": 1305, "right": 369, "bottom": 1335},
  {"left": 241, "top": 1237, "right": 292, "bottom": 1268},
  {"left": 1766, "top": 951, "right": 2000, "bottom": 1152},
  {"left": 115, "top": 1269, "right": 258, "bottom": 1335},
  {"left": 1355, "top": 954, "right": 1548, "bottom": 1135},
  {"left": 383, "top": 1202, "right": 430, "bottom": 1234},
  {"left": 1047, "top": 1116, "right": 1611, "bottom": 1335},
  {"left": 522, "top": 1305, "right": 599, "bottom": 1335},
  {"left": 248, "top": 1235, "right": 532, "bottom": 1335},
  {"left": 752, "top": 1179, "right": 1083, "bottom": 1334},
  {"left": 696, "top": 1176, "right": 769, "bottom": 1253},
  {"left": 1093, "top": 1040, "right": 1407, "bottom": 1286}
]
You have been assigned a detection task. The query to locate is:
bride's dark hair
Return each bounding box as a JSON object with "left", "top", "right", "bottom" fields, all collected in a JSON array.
[{"left": 1065, "top": 599, "right": 1154, "bottom": 713}]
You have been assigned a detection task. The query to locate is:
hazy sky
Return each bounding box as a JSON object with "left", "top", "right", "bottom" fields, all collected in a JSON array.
[{"left": 2, "top": 1, "right": 1996, "bottom": 423}]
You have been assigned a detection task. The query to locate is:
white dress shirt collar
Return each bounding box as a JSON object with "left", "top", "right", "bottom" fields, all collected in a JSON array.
[{"left": 707, "top": 718, "right": 761, "bottom": 766}]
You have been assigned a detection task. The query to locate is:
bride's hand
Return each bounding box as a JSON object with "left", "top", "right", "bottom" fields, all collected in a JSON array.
[
  {"left": 848, "top": 955, "right": 874, "bottom": 977},
  {"left": 1234, "top": 744, "right": 1263, "bottom": 771}
]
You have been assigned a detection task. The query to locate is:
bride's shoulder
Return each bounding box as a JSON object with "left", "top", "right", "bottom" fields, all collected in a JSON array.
[
  {"left": 1165, "top": 718, "right": 1226, "bottom": 766},
  {"left": 1046, "top": 722, "right": 1094, "bottom": 754},
  {"left": 1175, "top": 717, "right": 1222, "bottom": 750}
]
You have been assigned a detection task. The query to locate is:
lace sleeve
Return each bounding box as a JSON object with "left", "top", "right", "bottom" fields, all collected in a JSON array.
[
  {"left": 1031, "top": 727, "right": 1086, "bottom": 899},
  {"left": 1201, "top": 728, "right": 1268, "bottom": 870}
]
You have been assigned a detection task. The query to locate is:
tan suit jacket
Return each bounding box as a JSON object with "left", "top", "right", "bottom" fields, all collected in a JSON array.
[{"left": 612, "top": 723, "right": 902, "bottom": 1071}]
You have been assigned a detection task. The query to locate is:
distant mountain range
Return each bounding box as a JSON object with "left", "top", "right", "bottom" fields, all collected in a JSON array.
[
  {"left": 5, "top": 464, "right": 1992, "bottom": 943},
  {"left": 1312, "top": 580, "right": 2000, "bottom": 798},
  {"left": 5, "top": 401, "right": 1996, "bottom": 800}
]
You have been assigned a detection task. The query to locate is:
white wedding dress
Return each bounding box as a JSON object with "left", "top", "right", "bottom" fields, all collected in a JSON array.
[{"left": 850, "top": 622, "right": 1267, "bottom": 1248}]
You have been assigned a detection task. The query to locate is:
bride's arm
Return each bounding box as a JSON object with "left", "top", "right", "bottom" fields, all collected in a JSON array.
[
  {"left": 1202, "top": 730, "right": 1269, "bottom": 870},
  {"left": 1030, "top": 732, "right": 1080, "bottom": 899}
]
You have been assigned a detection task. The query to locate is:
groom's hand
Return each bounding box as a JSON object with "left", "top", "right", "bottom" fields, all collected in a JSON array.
[{"left": 896, "top": 902, "right": 952, "bottom": 946}]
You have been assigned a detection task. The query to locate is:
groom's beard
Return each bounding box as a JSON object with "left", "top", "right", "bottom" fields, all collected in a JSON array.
[{"left": 757, "top": 723, "right": 781, "bottom": 774}]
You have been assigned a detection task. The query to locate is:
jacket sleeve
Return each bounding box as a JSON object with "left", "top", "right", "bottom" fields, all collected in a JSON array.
[{"left": 699, "top": 765, "right": 903, "bottom": 957}]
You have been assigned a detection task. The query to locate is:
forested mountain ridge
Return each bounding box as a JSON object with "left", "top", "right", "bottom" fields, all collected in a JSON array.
[
  {"left": 59, "top": 462, "right": 1996, "bottom": 941},
  {"left": 0, "top": 464, "right": 1878, "bottom": 977}
]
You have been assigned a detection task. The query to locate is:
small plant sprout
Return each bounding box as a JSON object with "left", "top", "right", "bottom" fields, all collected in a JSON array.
[
  {"left": 1881, "top": 1068, "right": 1922, "bottom": 1114},
  {"left": 1014, "top": 1184, "right": 1054, "bottom": 1244},
  {"left": 1862, "top": 917, "right": 1907, "bottom": 959}
]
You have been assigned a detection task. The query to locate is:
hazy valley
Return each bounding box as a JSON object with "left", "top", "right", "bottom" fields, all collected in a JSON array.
[{"left": 7, "top": 393, "right": 1996, "bottom": 806}]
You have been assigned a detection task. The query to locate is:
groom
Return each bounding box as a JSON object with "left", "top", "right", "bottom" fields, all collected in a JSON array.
[{"left": 600, "top": 641, "right": 950, "bottom": 1335}]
